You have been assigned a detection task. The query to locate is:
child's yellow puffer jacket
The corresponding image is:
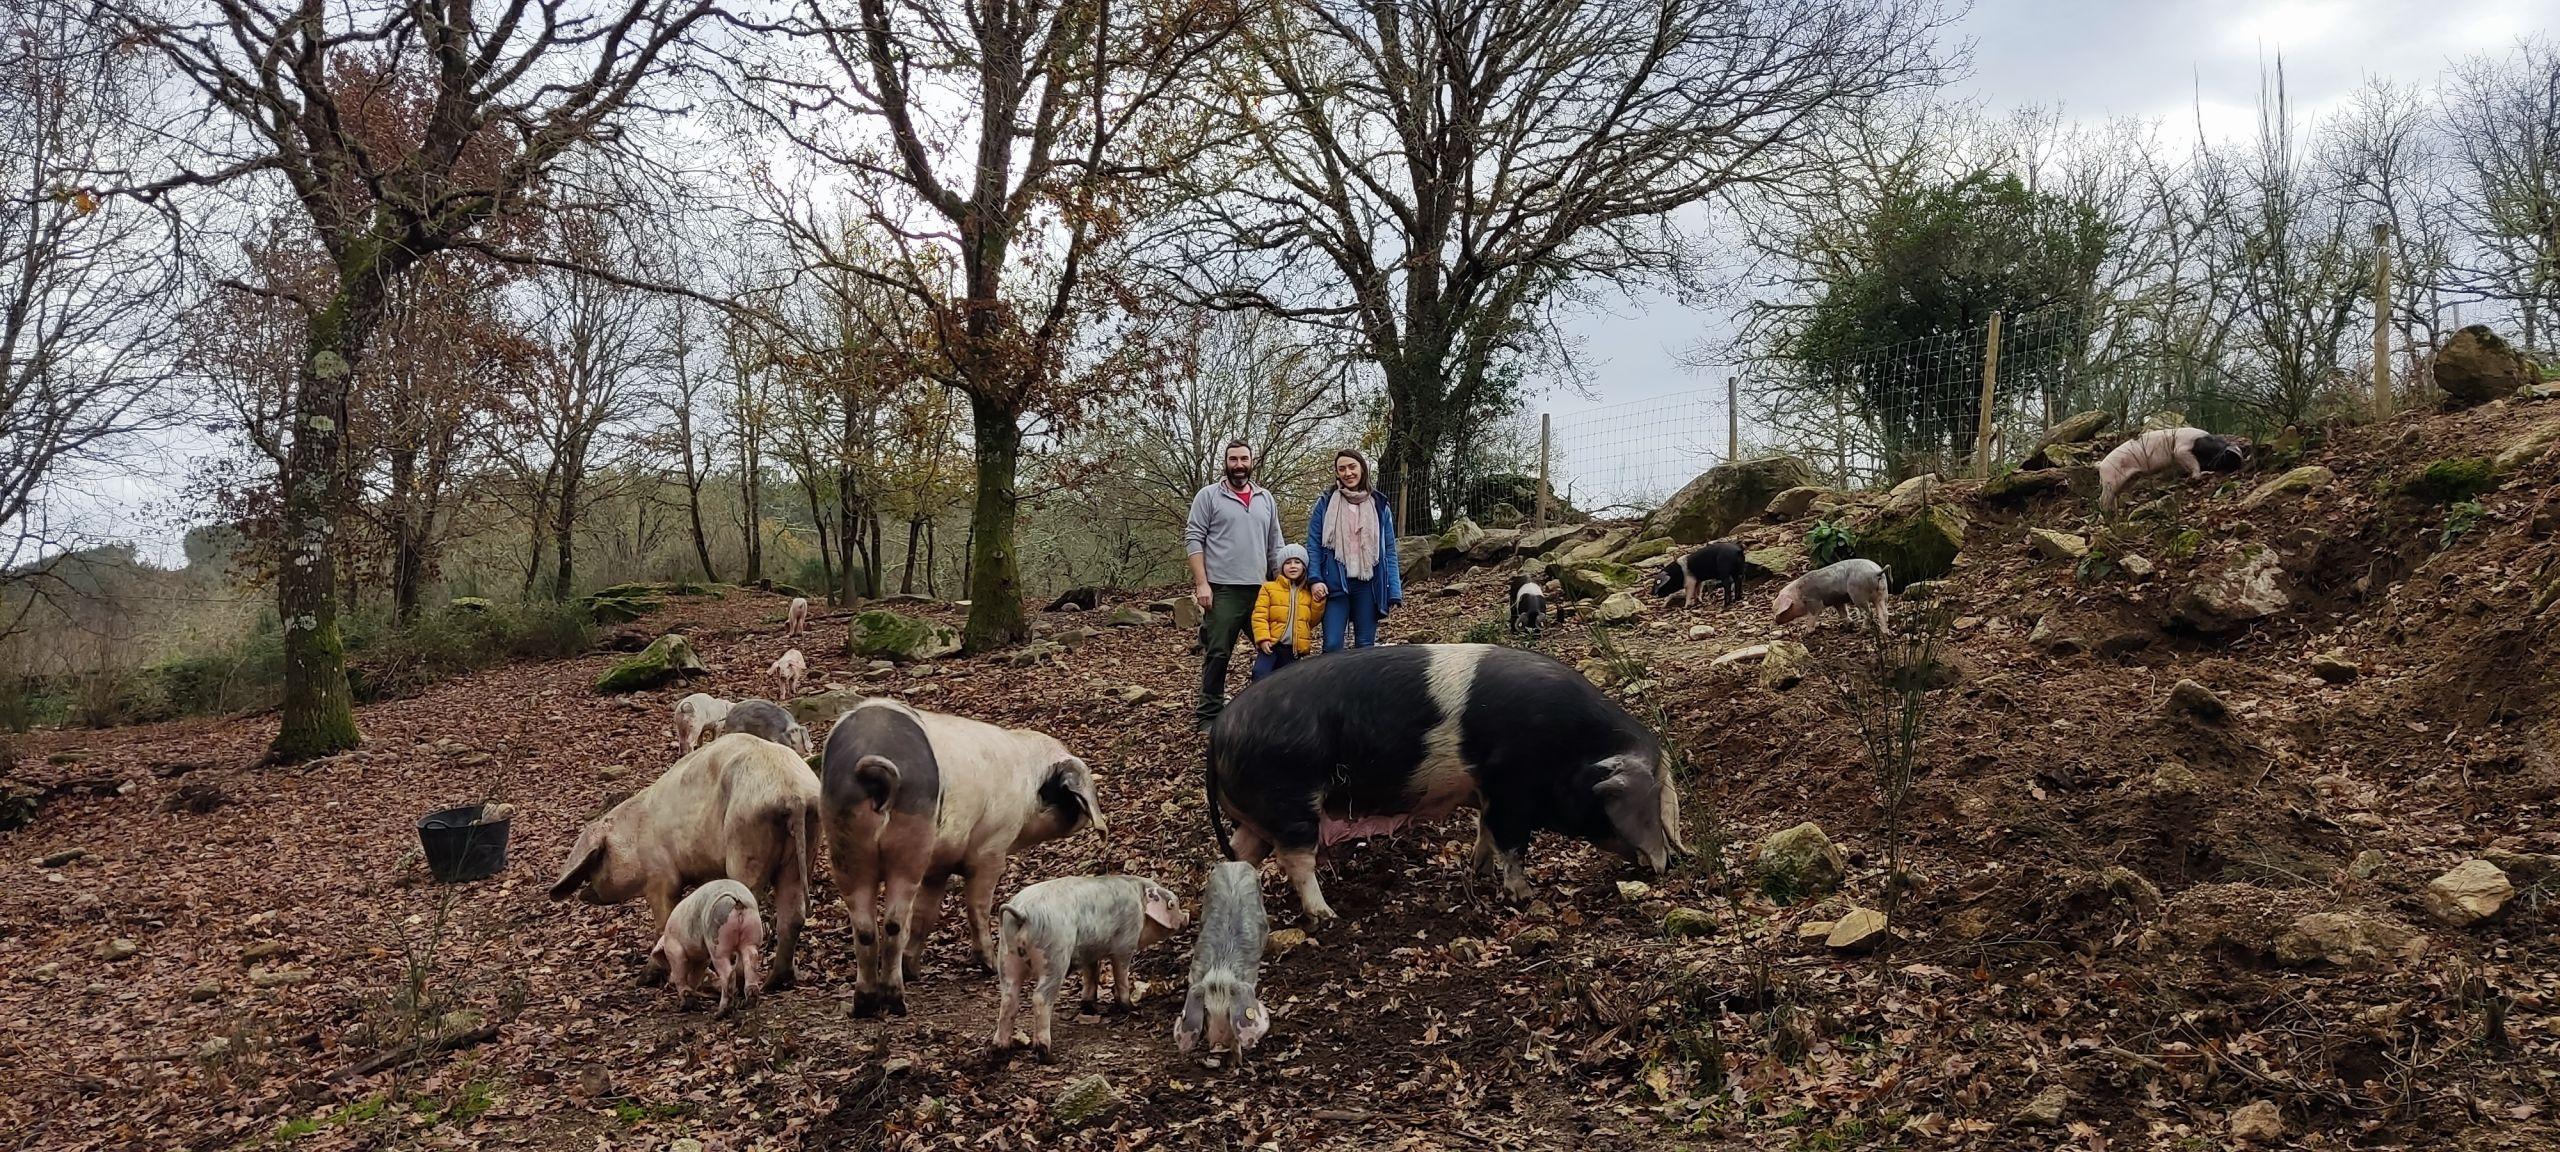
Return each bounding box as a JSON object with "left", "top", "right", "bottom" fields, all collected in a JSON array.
[{"left": 1252, "top": 576, "right": 1320, "bottom": 655}]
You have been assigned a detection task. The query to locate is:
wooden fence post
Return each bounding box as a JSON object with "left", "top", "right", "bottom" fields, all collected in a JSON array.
[
  {"left": 2372, "top": 222, "right": 2393, "bottom": 420},
  {"left": 1726, "top": 375, "right": 1739, "bottom": 463},
  {"left": 1973, "top": 310, "right": 2004, "bottom": 479},
  {"left": 1534, "top": 413, "right": 1551, "bottom": 531}
]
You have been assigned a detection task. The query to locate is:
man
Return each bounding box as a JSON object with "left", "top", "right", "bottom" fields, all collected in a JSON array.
[{"left": 1184, "top": 439, "right": 1285, "bottom": 729}]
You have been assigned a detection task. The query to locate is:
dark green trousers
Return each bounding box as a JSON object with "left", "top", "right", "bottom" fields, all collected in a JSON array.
[{"left": 1196, "top": 583, "right": 1261, "bottom": 728}]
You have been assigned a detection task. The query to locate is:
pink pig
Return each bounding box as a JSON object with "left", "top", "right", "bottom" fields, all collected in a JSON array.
[
  {"left": 787, "top": 596, "right": 811, "bottom": 638},
  {"left": 649, "top": 879, "right": 765, "bottom": 1016},
  {"left": 769, "top": 648, "right": 806, "bottom": 701}
]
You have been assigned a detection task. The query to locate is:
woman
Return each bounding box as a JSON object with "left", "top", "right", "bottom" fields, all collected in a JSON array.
[{"left": 1305, "top": 449, "right": 1403, "bottom": 651}]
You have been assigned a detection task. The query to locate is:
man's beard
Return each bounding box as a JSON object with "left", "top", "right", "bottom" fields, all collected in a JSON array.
[{"left": 1224, "top": 465, "right": 1253, "bottom": 485}]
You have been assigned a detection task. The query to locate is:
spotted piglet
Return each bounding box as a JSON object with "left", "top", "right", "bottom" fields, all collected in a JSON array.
[
  {"left": 990, "top": 875, "right": 1187, "bottom": 1060},
  {"left": 649, "top": 879, "right": 765, "bottom": 1017}
]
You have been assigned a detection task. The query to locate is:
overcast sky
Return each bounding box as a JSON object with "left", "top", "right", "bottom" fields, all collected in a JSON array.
[{"left": 1537, "top": 0, "right": 2557, "bottom": 499}]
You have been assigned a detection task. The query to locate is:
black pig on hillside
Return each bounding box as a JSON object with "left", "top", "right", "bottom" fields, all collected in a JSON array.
[{"left": 1207, "top": 644, "right": 1685, "bottom": 920}]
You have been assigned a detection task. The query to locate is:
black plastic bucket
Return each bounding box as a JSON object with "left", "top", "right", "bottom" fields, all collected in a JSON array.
[{"left": 418, "top": 804, "right": 510, "bottom": 883}]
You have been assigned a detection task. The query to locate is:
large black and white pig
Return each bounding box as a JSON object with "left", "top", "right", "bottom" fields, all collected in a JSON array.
[
  {"left": 1206, "top": 644, "right": 1685, "bottom": 920},
  {"left": 820, "top": 697, "right": 1108, "bottom": 1017}
]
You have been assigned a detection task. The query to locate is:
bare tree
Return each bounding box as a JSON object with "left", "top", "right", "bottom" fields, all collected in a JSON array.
[
  {"left": 513, "top": 227, "right": 654, "bottom": 600},
  {"left": 2206, "top": 63, "right": 2370, "bottom": 427},
  {"left": 2440, "top": 38, "right": 2560, "bottom": 350},
  {"left": 747, "top": 0, "right": 1236, "bottom": 649},
  {"left": 1115, "top": 309, "right": 1358, "bottom": 529},
  {"left": 0, "top": 0, "right": 190, "bottom": 614},
  {"left": 104, "top": 0, "right": 712, "bottom": 759},
  {"left": 655, "top": 294, "right": 725, "bottom": 583},
  {"left": 1165, "top": 0, "right": 1950, "bottom": 529}
]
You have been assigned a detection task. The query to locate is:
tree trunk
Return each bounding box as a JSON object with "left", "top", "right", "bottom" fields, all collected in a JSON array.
[
  {"left": 867, "top": 510, "right": 884, "bottom": 597},
  {"left": 961, "top": 394, "right": 1021, "bottom": 649},
  {"left": 801, "top": 477, "right": 834, "bottom": 595},
  {"left": 678, "top": 408, "right": 719, "bottom": 582},
  {"left": 901, "top": 516, "right": 924, "bottom": 594},
  {"left": 738, "top": 435, "right": 763, "bottom": 584},
  {"left": 388, "top": 447, "right": 425, "bottom": 624},
  {"left": 551, "top": 468, "right": 580, "bottom": 600},
  {"left": 270, "top": 274, "right": 381, "bottom": 763}
]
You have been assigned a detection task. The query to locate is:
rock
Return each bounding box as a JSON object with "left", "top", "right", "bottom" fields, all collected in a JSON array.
[
  {"left": 1556, "top": 560, "right": 1640, "bottom": 601},
  {"left": 1613, "top": 536, "right": 1676, "bottom": 565},
  {"left": 1511, "top": 926, "right": 1560, "bottom": 952},
  {"left": 1618, "top": 679, "right": 1657, "bottom": 699},
  {"left": 248, "top": 966, "right": 316, "bottom": 988},
  {"left": 2026, "top": 528, "right": 2088, "bottom": 563},
  {"left": 2165, "top": 678, "right": 2228, "bottom": 721},
  {"left": 2239, "top": 465, "right": 2335, "bottom": 509},
  {"left": 1593, "top": 592, "right": 1645, "bottom": 624},
  {"left": 670, "top": 1141, "right": 704, "bottom": 1152},
  {"left": 1879, "top": 473, "right": 1942, "bottom": 515},
  {"left": 1795, "top": 921, "right": 1834, "bottom": 941},
  {"left": 1576, "top": 659, "right": 1619, "bottom": 689},
  {"left": 2399, "top": 456, "right": 2499, "bottom": 503},
  {"left": 435, "top": 1008, "right": 485, "bottom": 1036},
  {"left": 1686, "top": 625, "right": 1713, "bottom": 641},
  {"left": 1398, "top": 537, "right": 1432, "bottom": 584},
  {"left": 1615, "top": 880, "right": 1652, "bottom": 902},
  {"left": 195, "top": 1036, "right": 234, "bottom": 1062},
  {"left": 1662, "top": 907, "right": 1716, "bottom": 938},
  {"left": 2433, "top": 324, "right": 2535, "bottom": 408},
  {"left": 1171, "top": 596, "right": 1202, "bottom": 630},
  {"left": 447, "top": 596, "right": 494, "bottom": 613},
  {"left": 1052, "top": 1074, "right": 1123, "bottom": 1129},
  {"left": 37, "top": 848, "right": 85, "bottom": 868},
  {"left": 1432, "top": 519, "right": 1488, "bottom": 566},
  {"left": 2149, "top": 762, "right": 2201, "bottom": 794},
  {"left": 2350, "top": 849, "right": 2388, "bottom": 879},
  {"left": 188, "top": 981, "right": 222, "bottom": 1002},
  {"left": 848, "top": 609, "right": 963, "bottom": 662},
  {"left": 2023, "top": 410, "right": 2115, "bottom": 467},
  {"left": 787, "top": 688, "right": 868, "bottom": 727},
  {"left": 1105, "top": 685, "right": 1158, "bottom": 706},
  {"left": 2274, "top": 911, "right": 2425, "bottom": 968},
  {"left": 580, "top": 590, "right": 663, "bottom": 625},
  {"left": 573, "top": 1065, "right": 614, "bottom": 1099},
  {"left": 1756, "top": 640, "right": 1810, "bottom": 690},
  {"left": 1466, "top": 528, "right": 1522, "bottom": 565},
  {"left": 1515, "top": 525, "right": 1580, "bottom": 558},
  {"left": 1763, "top": 486, "right": 1842, "bottom": 523},
  {"left": 1824, "top": 908, "right": 1891, "bottom": 953},
  {"left": 2311, "top": 649, "right": 2359, "bottom": 683},
  {"left": 596, "top": 763, "right": 631, "bottom": 781},
  {"left": 1267, "top": 928, "right": 1309, "bottom": 954},
  {"left": 2096, "top": 866, "right": 2165, "bottom": 917},
  {"left": 96, "top": 938, "right": 138, "bottom": 962},
  {"left": 2027, "top": 617, "right": 2081, "bottom": 655},
  {"left": 2169, "top": 544, "right": 2288, "bottom": 632},
  {"left": 240, "top": 940, "right": 288, "bottom": 963},
  {"left": 1644, "top": 456, "right": 1821, "bottom": 543},
  {"left": 1708, "top": 643, "right": 1768, "bottom": 667},
  {"left": 2493, "top": 421, "right": 2560, "bottom": 473},
  {"left": 2118, "top": 554, "right": 2155, "bottom": 580},
  {"left": 1436, "top": 583, "right": 1469, "bottom": 599},
  {"left": 1853, "top": 501, "right": 1967, "bottom": 590},
  {"left": 1485, "top": 501, "right": 1523, "bottom": 529},
  {"left": 867, "top": 660, "right": 895, "bottom": 673},
  {"left": 2063, "top": 464, "right": 2103, "bottom": 500},
  {"left": 1979, "top": 468, "right": 2067, "bottom": 503},
  {"left": 2481, "top": 848, "right": 2560, "bottom": 884},
  {"left": 2015, "top": 1085, "right": 2070, "bottom": 1128},
  {"left": 1007, "top": 640, "right": 1067, "bottom": 668},
  {"left": 1756, "top": 822, "right": 1846, "bottom": 902},
  {"left": 2229, "top": 1100, "right": 2285, "bottom": 1144},
  {"left": 593, "top": 633, "right": 706, "bottom": 693},
  {"left": 2424, "top": 859, "right": 2514, "bottom": 927},
  {"left": 1557, "top": 527, "right": 1635, "bottom": 565},
  {"left": 1743, "top": 544, "right": 1805, "bottom": 578}
]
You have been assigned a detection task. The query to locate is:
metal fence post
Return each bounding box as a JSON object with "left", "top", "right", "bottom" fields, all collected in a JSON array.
[
  {"left": 1534, "top": 413, "right": 1551, "bottom": 531},
  {"left": 1973, "top": 310, "right": 2004, "bottom": 479},
  {"left": 2373, "top": 222, "right": 2393, "bottom": 419}
]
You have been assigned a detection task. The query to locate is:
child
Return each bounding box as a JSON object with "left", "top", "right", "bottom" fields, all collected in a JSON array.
[{"left": 1251, "top": 544, "right": 1321, "bottom": 682}]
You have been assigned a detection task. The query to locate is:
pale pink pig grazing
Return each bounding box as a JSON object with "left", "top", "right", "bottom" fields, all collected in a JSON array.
[
  {"left": 769, "top": 648, "right": 806, "bottom": 701},
  {"left": 989, "top": 875, "right": 1187, "bottom": 1059},
  {"left": 672, "top": 692, "right": 733, "bottom": 753},
  {"left": 1772, "top": 558, "right": 1889, "bottom": 631},
  {"left": 787, "top": 596, "right": 811, "bottom": 638},
  {"left": 649, "top": 879, "right": 765, "bottom": 1016}
]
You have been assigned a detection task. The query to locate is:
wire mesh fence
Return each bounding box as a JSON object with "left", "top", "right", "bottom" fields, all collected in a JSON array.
[{"left": 1376, "top": 305, "right": 2098, "bottom": 535}]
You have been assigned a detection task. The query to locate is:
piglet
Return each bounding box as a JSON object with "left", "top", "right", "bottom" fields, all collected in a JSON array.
[
  {"left": 1509, "top": 581, "right": 1546, "bottom": 634},
  {"left": 649, "top": 879, "right": 765, "bottom": 1016},
  {"left": 2097, "top": 426, "right": 2248, "bottom": 510},
  {"left": 1772, "top": 558, "right": 1889, "bottom": 631},
  {"left": 1656, "top": 541, "right": 1746, "bottom": 609},
  {"left": 719, "top": 698, "right": 811, "bottom": 755},
  {"left": 787, "top": 596, "right": 811, "bottom": 638},
  {"left": 673, "top": 692, "right": 733, "bottom": 753},
  {"left": 990, "top": 875, "right": 1186, "bottom": 1059},
  {"left": 1175, "top": 861, "right": 1271, "bottom": 1065},
  {"left": 769, "top": 648, "right": 807, "bottom": 701}
]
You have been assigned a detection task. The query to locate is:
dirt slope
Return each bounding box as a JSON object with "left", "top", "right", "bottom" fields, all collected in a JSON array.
[{"left": 3, "top": 400, "right": 2557, "bottom": 1150}]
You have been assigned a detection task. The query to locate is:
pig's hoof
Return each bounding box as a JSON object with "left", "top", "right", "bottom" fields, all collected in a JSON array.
[
  {"left": 884, "top": 993, "right": 908, "bottom": 1017},
  {"left": 762, "top": 969, "right": 797, "bottom": 993},
  {"left": 1032, "top": 1043, "right": 1055, "bottom": 1065},
  {"left": 851, "top": 993, "right": 882, "bottom": 1019}
]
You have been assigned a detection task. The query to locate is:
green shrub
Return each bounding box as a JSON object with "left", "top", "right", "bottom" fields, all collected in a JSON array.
[
  {"left": 1807, "top": 518, "right": 1858, "bottom": 567},
  {"left": 2400, "top": 457, "right": 2497, "bottom": 503},
  {"left": 2440, "top": 500, "right": 2487, "bottom": 548}
]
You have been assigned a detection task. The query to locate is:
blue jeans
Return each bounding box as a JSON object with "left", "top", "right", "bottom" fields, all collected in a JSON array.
[
  {"left": 1249, "top": 645, "right": 1300, "bottom": 682},
  {"left": 1321, "top": 578, "right": 1383, "bottom": 651}
]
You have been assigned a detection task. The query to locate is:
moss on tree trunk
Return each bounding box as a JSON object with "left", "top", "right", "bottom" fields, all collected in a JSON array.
[{"left": 961, "top": 395, "right": 1026, "bottom": 652}]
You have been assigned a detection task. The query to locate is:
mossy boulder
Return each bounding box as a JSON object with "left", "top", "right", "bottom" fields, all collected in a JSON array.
[
  {"left": 1744, "top": 544, "right": 1805, "bottom": 578},
  {"left": 2169, "top": 544, "right": 2289, "bottom": 633},
  {"left": 1853, "top": 503, "right": 1967, "bottom": 591},
  {"left": 1515, "top": 524, "right": 1581, "bottom": 558},
  {"left": 2493, "top": 421, "right": 2560, "bottom": 473},
  {"left": 1613, "top": 536, "right": 1677, "bottom": 565},
  {"left": 2434, "top": 325, "right": 2535, "bottom": 408},
  {"left": 848, "top": 609, "right": 962, "bottom": 662},
  {"left": 1981, "top": 468, "right": 2069, "bottom": 503},
  {"left": 2240, "top": 465, "right": 2335, "bottom": 509},
  {"left": 1556, "top": 560, "right": 1641, "bottom": 601},
  {"left": 2400, "top": 457, "right": 2498, "bottom": 503},
  {"left": 1763, "top": 485, "right": 1844, "bottom": 523},
  {"left": 582, "top": 593, "right": 662, "bottom": 625},
  {"left": 1557, "top": 527, "right": 1635, "bottom": 565},
  {"left": 2022, "top": 410, "right": 2114, "bottom": 468},
  {"left": 1433, "top": 519, "right": 1488, "bottom": 566},
  {"left": 1465, "top": 527, "right": 1522, "bottom": 565},
  {"left": 594, "top": 633, "right": 706, "bottom": 693},
  {"left": 1756, "top": 822, "right": 1847, "bottom": 903},
  {"left": 1397, "top": 537, "right": 1433, "bottom": 585},
  {"left": 787, "top": 688, "right": 868, "bottom": 727},
  {"left": 447, "top": 596, "right": 494, "bottom": 613},
  {"left": 1643, "top": 456, "right": 1821, "bottom": 544}
]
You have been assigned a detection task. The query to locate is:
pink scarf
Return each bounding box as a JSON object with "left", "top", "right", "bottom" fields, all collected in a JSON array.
[{"left": 1322, "top": 487, "right": 1380, "bottom": 581}]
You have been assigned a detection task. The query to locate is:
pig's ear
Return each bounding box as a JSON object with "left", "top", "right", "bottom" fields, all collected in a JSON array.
[
  {"left": 1236, "top": 1000, "right": 1270, "bottom": 1047},
  {"left": 1047, "top": 758, "right": 1106, "bottom": 834},
  {"left": 1175, "top": 991, "right": 1205, "bottom": 1053},
  {"left": 1143, "top": 883, "right": 1184, "bottom": 930},
  {"left": 788, "top": 723, "right": 812, "bottom": 755},
  {"left": 550, "top": 824, "right": 607, "bottom": 900},
  {"left": 1591, "top": 760, "right": 1670, "bottom": 867}
]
